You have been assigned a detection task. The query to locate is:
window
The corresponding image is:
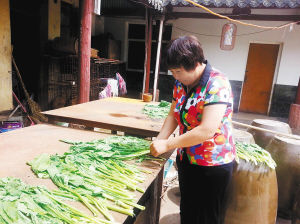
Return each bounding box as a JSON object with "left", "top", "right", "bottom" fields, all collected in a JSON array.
[{"left": 127, "top": 23, "right": 172, "bottom": 74}]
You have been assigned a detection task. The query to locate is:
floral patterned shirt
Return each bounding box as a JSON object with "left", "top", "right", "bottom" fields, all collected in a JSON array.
[{"left": 173, "top": 61, "right": 235, "bottom": 166}]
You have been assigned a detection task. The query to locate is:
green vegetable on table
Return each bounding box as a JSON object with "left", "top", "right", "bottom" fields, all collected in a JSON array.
[
  {"left": 0, "top": 177, "right": 113, "bottom": 224},
  {"left": 27, "top": 136, "right": 163, "bottom": 223},
  {"left": 142, "top": 100, "right": 171, "bottom": 119},
  {"left": 0, "top": 134, "right": 277, "bottom": 223}
]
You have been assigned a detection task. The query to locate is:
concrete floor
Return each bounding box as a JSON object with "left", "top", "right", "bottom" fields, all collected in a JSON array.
[
  {"left": 159, "top": 154, "right": 292, "bottom": 224},
  {"left": 232, "top": 111, "right": 288, "bottom": 125},
  {"left": 232, "top": 111, "right": 300, "bottom": 135}
]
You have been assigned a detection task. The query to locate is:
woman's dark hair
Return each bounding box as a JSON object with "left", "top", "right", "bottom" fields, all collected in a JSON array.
[{"left": 165, "top": 35, "right": 205, "bottom": 71}]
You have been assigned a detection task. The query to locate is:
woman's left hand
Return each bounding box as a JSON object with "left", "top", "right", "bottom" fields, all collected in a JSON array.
[{"left": 150, "top": 139, "right": 169, "bottom": 157}]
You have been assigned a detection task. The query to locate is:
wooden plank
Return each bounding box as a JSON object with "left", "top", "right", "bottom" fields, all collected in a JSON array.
[
  {"left": 0, "top": 124, "right": 170, "bottom": 223},
  {"left": 42, "top": 97, "right": 164, "bottom": 137},
  {"left": 0, "top": 0, "right": 13, "bottom": 111}
]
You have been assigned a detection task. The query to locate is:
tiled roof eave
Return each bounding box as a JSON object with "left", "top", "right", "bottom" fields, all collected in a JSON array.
[{"left": 144, "top": 0, "right": 300, "bottom": 10}]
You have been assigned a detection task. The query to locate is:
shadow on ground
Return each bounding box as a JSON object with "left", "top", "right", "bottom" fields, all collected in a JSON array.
[
  {"left": 167, "top": 186, "right": 180, "bottom": 206},
  {"left": 160, "top": 213, "right": 180, "bottom": 224}
]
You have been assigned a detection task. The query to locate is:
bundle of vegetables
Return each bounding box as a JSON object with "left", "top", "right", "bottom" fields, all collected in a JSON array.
[
  {"left": 142, "top": 100, "right": 171, "bottom": 119},
  {"left": 28, "top": 136, "right": 158, "bottom": 222},
  {"left": 0, "top": 177, "right": 113, "bottom": 224},
  {"left": 63, "top": 136, "right": 152, "bottom": 161},
  {"left": 235, "top": 142, "right": 277, "bottom": 169}
]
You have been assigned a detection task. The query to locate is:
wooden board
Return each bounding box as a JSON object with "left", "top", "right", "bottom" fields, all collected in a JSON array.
[
  {"left": 0, "top": 124, "right": 169, "bottom": 223},
  {"left": 42, "top": 97, "right": 164, "bottom": 137}
]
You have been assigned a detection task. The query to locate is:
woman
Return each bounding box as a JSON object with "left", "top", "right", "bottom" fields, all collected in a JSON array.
[{"left": 150, "top": 35, "right": 235, "bottom": 224}]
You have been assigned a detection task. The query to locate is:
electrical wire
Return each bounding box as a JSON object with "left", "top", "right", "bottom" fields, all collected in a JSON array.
[
  {"left": 184, "top": 0, "right": 300, "bottom": 30},
  {"left": 237, "top": 29, "right": 278, "bottom": 36},
  {"left": 174, "top": 25, "right": 220, "bottom": 36},
  {"left": 173, "top": 24, "right": 287, "bottom": 37}
]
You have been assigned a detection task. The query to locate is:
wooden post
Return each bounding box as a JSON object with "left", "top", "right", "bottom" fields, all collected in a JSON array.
[
  {"left": 79, "top": 0, "right": 93, "bottom": 103},
  {"left": 0, "top": 0, "right": 13, "bottom": 111},
  {"left": 295, "top": 77, "right": 300, "bottom": 104},
  {"left": 288, "top": 77, "right": 300, "bottom": 131},
  {"left": 144, "top": 9, "right": 152, "bottom": 94},
  {"left": 289, "top": 104, "right": 300, "bottom": 132}
]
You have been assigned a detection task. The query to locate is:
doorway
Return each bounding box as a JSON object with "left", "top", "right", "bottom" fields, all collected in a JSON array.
[
  {"left": 10, "top": 0, "right": 42, "bottom": 101},
  {"left": 239, "top": 43, "right": 280, "bottom": 114}
]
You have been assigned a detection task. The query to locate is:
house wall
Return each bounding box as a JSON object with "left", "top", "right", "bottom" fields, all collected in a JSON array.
[
  {"left": 169, "top": 17, "right": 300, "bottom": 116},
  {"left": 0, "top": 0, "right": 13, "bottom": 112},
  {"left": 103, "top": 12, "right": 300, "bottom": 117},
  {"left": 170, "top": 17, "right": 300, "bottom": 85}
]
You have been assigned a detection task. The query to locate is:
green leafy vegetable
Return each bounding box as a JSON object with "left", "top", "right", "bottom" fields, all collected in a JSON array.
[
  {"left": 28, "top": 136, "right": 161, "bottom": 222},
  {"left": 0, "top": 177, "right": 112, "bottom": 224},
  {"left": 142, "top": 100, "right": 171, "bottom": 119},
  {"left": 236, "top": 142, "right": 277, "bottom": 169}
]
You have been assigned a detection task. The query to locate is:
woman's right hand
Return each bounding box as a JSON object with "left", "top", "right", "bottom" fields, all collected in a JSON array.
[{"left": 150, "top": 139, "right": 169, "bottom": 157}]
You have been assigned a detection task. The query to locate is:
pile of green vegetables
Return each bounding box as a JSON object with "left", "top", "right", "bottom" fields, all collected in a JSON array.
[
  {"left": 142, "top": 101, "right": 171, "bottom": 119},
  {"left": 0, "top": 177, "right": 112, "bottom": 224},
  {"left": 26, "top": 136, "right": 158, "bottom": 223},
  {"left": 61, "top": 136, "right": 153, "bottom": 161},
  {"left": 2, "top": 134, "right": 277, "bottom": 223},
  {"left": 235, "top": 142, "right": 276, "bottom": 169}
]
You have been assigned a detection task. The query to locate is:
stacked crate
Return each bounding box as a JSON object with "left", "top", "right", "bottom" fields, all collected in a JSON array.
[
  {"left": 60, "top": 56, "right": 79, "bottom": 105},
  {"left": 47, "top": 56, "right": 78, "bottom": 109},
  {"left": 45, "top": 56, "right": 125, "bottom": 109}
]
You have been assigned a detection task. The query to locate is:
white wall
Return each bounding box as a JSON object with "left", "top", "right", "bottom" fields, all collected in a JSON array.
[
  {"left": 102, "top": 14, "right": 300, "bottom": 86},
  {"left": 170, "top": 18, "right": 300, "bottom": 86},
  {"left": 104, "top": 17, "right": 147, "bottom": 61}
]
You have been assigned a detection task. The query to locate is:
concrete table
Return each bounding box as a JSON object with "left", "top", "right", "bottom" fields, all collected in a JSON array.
[
  {"left": 42, "top": 97, "right": 164, "bottom": 137},
  {"left": 0, "top": 124, "right": 170, "bottom": 224}
]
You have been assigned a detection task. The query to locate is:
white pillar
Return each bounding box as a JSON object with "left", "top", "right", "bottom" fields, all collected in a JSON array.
[{"left": 153, "top": 17, "right": 164, "bottom": 102}]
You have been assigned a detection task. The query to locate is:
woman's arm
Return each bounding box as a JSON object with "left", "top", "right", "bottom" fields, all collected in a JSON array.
[
  {"left": 156, "top": 100, "right": 178, "bottom": 140},
  {"left": 150, "top": 104, "right": 227, "bottom": 157}
]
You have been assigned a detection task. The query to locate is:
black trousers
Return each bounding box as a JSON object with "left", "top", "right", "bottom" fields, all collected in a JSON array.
[{"left": 176, "top": 152, "right": 234, "bottom": 224}]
